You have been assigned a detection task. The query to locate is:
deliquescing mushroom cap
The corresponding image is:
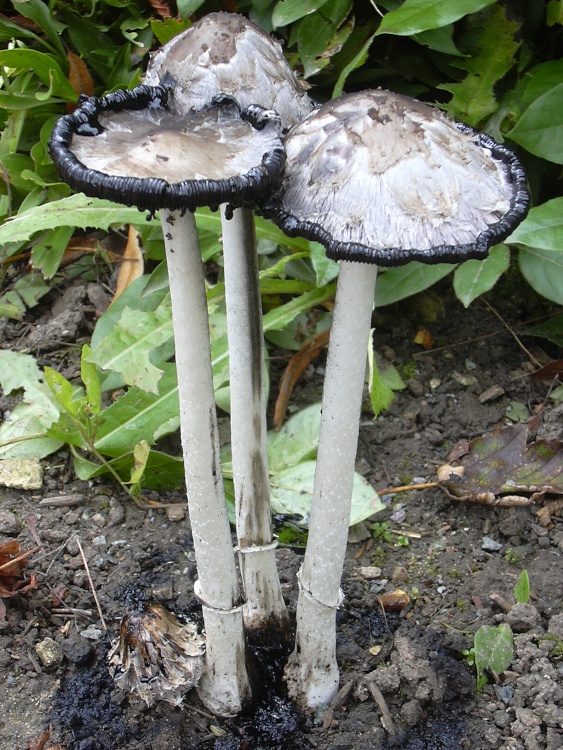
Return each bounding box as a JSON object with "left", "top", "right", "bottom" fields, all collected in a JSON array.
[
  {"left": 144, "top": 12, "right": 315, "bottom": 131},
  {"left": 49, "top": 85, "right": 286, "bottom": 214},
  {"left": 263, "top": 90, "right": 530, "bottom": 266}
]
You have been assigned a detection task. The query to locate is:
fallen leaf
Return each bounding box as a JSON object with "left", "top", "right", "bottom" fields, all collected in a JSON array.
[
  {"left": 438, "top": 424, "right": 563, "bottom": 504},
  {"left": 66, "top": 52, "right": 94, "bottom": 113},
  {"left": 413, "top": 328, "right": 435, "bottom": 348},
  {"left": 0, "top": 540, "right": 39, "bottom": 619},
  {"left": 110, "top": 226, "right": 144, "bottom": 305},
  {"left": 379, "top": 589, "right": 410, "bottom": 611},
  {"left": 274, "top": 328, "right": 330, "bottom": 429},
  {"left": 148, "top": 0, "right": 174, "bottom": 17},
  {"left": 530, "top": 359, "right": 563, "bottom": 383}
]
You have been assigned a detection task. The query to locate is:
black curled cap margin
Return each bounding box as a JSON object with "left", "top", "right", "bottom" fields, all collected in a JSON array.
[
  {"left": 262, "top": 121, "right": 530, "bottom": 268},
  {"left": 49, "top": 85, "right": 286, "bottom": 215}
]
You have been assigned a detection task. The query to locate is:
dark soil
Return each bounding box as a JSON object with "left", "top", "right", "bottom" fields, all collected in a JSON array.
[{"left": 1, "top": 272, "right": 562, "bottom": 750}]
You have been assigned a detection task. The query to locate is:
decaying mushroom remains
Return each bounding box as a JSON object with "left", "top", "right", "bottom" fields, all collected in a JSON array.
[
  {"left": 144, "top": 12, "right": 314, "bottom": 130},
  {"left": 108, "top": 603, "right": 205, "bottom": 707},
  {"left": 265, "top": 90, "right": 529, "bottom": 264}
]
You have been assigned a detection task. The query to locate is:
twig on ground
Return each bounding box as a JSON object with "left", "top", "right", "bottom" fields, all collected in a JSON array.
[
  {"left": 75, "top": 536, "right": 107, "bottom": 631},
  {"left": 322, "top": 679, "right": 355, "bottom": 729},
  {"left": 480, "top": 299, "right": 543, "bottom": 368},
  {"left": 366, "top": 681, "right": 395, "bottom": 735}
]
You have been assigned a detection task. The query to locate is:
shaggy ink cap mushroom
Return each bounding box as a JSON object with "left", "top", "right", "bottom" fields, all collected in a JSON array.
[
  {"left": 264, "top": 90, "right": 530, "bottom": 265},
  {"left": 144, "top": 12, "right": 315, "bottom": 131},
  {"left": 49, "top": 85, "right": 286, "bottom": 214}
]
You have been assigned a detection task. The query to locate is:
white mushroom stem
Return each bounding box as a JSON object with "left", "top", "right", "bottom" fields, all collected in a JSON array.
[
  {"left": 161, "top": 209, "right": 251, "bottom": 716},
  {"left": 220, "top": 206, "right": 289, "bottom": 634},
  {"left": 285, "top": 260, "right": 378, "bottom": 710}
]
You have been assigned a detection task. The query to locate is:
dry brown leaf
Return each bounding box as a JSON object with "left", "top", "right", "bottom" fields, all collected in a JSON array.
[
  {"left": 531, "top": 359, "right": 563, "bottom": 383},
  {"left": 0, "top": 540, "right": 39, "bottom": 618},
  {"left": 413, "top": 328, "right": 435, "bottom": 349},
  {"left": 274, "top": 328, "right": 330, "bottom": 429},
  {"left": 148, "top": 0, "right": 173, "bottom": 17},
  {"left": 111, "top": 225, "right": 144, "bottom": 305},
  {"left": 66, "top": 52, "right": 94, "bottom": 113}
]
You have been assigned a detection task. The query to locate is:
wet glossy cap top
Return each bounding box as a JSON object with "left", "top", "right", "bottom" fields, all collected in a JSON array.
[
  {"left": 264, "top": 90, "right": 529, "bottom": 266},
  {"left": 144, "top": 12, "right": 315, "bottom": 131},
  {"left": 49, "top": 86, "right": 286, "bottom": 213}
]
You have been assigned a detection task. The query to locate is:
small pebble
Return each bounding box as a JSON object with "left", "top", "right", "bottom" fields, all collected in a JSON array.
[
  {"left": 62, "top": 635, "right": 94, "bottom": 666},
  {"left": 0, "top": 509, "right": 21, "bottom": 535},
  {"left": 35, "top": 637, "right": 63, "bottom": 670},
  {"left": 482, "top": 536, "right": 503, "bottom": 552},
  {"left": 107, "top": 497, "right": 125, "bottom": 527},
  {"left": 92, "top": 513, "right": 105, "bottom": 528}
]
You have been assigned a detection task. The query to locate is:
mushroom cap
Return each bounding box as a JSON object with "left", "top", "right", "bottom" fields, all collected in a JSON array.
[
  {"left": 263, "top": 90, "right": 530, "bottom": 266},
  {"left": 49, "top": 86, "right": 286, "bottom": 213},
  {"left": 144, "top": 12, "right": 315, "bottom": 131}
]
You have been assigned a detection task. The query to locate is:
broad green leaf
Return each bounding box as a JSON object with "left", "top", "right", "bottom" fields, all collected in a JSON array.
[
  {"left": 43, "top": 368, "right": 76, "bottom": 415},
  {"left": 268, "top": 403, "right": 321, "bottom": 473},
  {"left": 88, "top": 296, "right": 174, "bottom": 393},
  {"left": 507, "top": 198, "right": 563, "bottom": 252},
  {"left": 265, "top": 310, "right": 332, "bottom": 350},
  {"left": 93, "top": 363, "right": 180, "bottom": 457},
  {"left": 515, "top": 60, "right": 563, "bottom": 112},
  {"left": 368, "top": 341, "right": 395, "bottom": 416},
  {"left": 272, "top": 0, "right": 331, "bottom": 29},
  {"left": 263, "top": 283, "right": 337, "bottom": 332},
  {"left": 519, "top": 247, "right": 563, "bottom": 305},
  {"left": 150, "top": 18, "right": 192, "bottom": 45},
  {"left": 474, "top": 623, "right": 513, "bottom": 690},
  {"left": 30, "top": 226, "right": 74, "bottom": 279},
  {"left": 297, "top": 0, "right": 353, "bottom": 78},
  {"left": 412, "top": 25, "right": 463, "bottom": 55},
  {"left": 270, "top": 460, "right": 384, "bottom": 526},
  {"left": 508, "top": 84, "right": 563, "bottom": 164},
  {"left": 440, "top": 5, "right": 521, "bottom": 126},
  {"left": 514, "top": 570, "right": 530, "bottom": 604},
  {"left": 376, "top": 0, "right": 496, "bottom": 37},
  {"left": 13, "top": 0, "right": 67, "bottom": 58},
  {"left": 374, "top": 262, "right": 453, "bottom": 307},
  {"left": 0, "top": 194, "right": 151, "bottom": 245},
  {"left": 0, "top": 351, "right": 62, "bottom": 459},
  {"left": 453, "top": 245, "right": 510, "bottom": 308}
]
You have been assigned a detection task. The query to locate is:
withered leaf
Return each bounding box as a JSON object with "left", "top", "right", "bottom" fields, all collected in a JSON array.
[
  {"left": 0, "top": 540, "right": 38, "bottom": 617},
  {"left": 438, "top": 424, "right": 562, "bottom": 504},
  {"left": 110, "top": 226, "right": 144, "bottom": 305}
]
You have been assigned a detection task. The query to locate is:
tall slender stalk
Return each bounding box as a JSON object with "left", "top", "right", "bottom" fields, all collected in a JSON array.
[
  {"left": 284, "top": 261, "right": 379, "bottom": 710},
  {"left": 220, "top": 206, "right": 289, "bottom": 635},
  {"left": 161, "top": 209, "right": 251, "bottom": 716}
]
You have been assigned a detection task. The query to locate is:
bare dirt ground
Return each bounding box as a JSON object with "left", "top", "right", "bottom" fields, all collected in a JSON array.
[{"left": 0, "top": 269, "right": 562, "bottom": 750}]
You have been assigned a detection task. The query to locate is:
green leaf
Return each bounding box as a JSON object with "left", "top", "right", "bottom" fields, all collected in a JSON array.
[
  {"left": 14, "top": 0, "right": 67, "bottom": 58},
  {"left": 522, "top": 314, "right": 563, "bottom": 348},
  {"left": 453, "top": 245, "right": 510, "bottom": 308},
  {"left": 368, "top": 338, "right": 405, "bottom": 415},
  {"left": 80, "top": 345, "right": 101, "bottom": 416},
  {"left": 508, "top": 199, "right": 563, "bottom": 251},
  {"left": 439, "top": 5, "right": 521, "bottom": 126},
  {"left": 0, "top": 49, "right": 76, "bottom": 102},
  {"left": 374, "top": 262, "right": 453, "bottom": 307},
  {"left": 74, "top": 448, "right": 184, "bottom": 491},
  {"left": 272, "top": 0, "right": 331, "bottom": 28},
  {"left": 0, "top": 351, "right": 62, "bottom": 459},
  {"left": 93, "top": 363, "right": 179, "bottom": 457},
  {"left": 474, "top": 623, "right": 513, "bottom": 690},
  {"left": 412, "top": 25, "right": 463, "bottom": 55},
  {"left": 310, "top": 242, "right": 340, "bottom": 286},
  {"left": 332, "top": 30, "right": 377, "bottom": 98},
  {"left": 514, "top": 570, "right": 530, "bottom": 604},
  {"left": 0, "top": 194, "right": 151, "bottom": 245},
  {"left": 270, "top": 460, "right": 384, "bottom": 526},
  {"left": 376, "top": 0, "right": 497, "bottom": 37},
  {"left": 263, "top": 283, "right": 337, "bottom": 332},
  {"left": 87, "top": 296, "right": 173, "bottom": 393},
  {"left": 268, "top": 403, "right": 321, "bottom": 473},
  {"left": 30, "top": 226, "right": 74, "bottom": 279},
  {"left": 508, "top": 83, "right": 563, "bottom": 164},
  {"left": 519, "top": 247, "right": 563, "bottom": 305},
  {"left": 43, "top": 367, "right": 77, "bottom": 415}
]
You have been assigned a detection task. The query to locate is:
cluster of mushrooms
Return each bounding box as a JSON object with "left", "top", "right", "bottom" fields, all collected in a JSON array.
[{"left": 49, "top": 13, "right": 529, "bottom": 717}]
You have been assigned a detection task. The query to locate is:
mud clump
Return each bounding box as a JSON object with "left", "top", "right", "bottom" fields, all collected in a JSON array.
[{"left": 52, "top": 644, "right": 133, "bottom": 750}]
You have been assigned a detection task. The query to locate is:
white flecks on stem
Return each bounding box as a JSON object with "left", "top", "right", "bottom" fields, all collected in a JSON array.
[
  {"left": 220, "top": 206, "right": 289, "bottom": 632},
  {"left": 161, "top": 209, "right": 251, "bottom": 715},
  {"left": 285, "top": 260, "right": 379, "bottom": 710}
]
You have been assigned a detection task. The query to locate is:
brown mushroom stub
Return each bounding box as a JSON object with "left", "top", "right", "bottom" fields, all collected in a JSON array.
[
  {"left": 264, "top": 89, "right": 529, "bottom": 711},
  {"left": 265, "top": 90, "right": 529, "bottom": 265}
]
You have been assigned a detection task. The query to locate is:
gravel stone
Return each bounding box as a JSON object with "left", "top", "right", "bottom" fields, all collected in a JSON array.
[{"left": 506, "top": 603, "right": 540, "bottom": 632}]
